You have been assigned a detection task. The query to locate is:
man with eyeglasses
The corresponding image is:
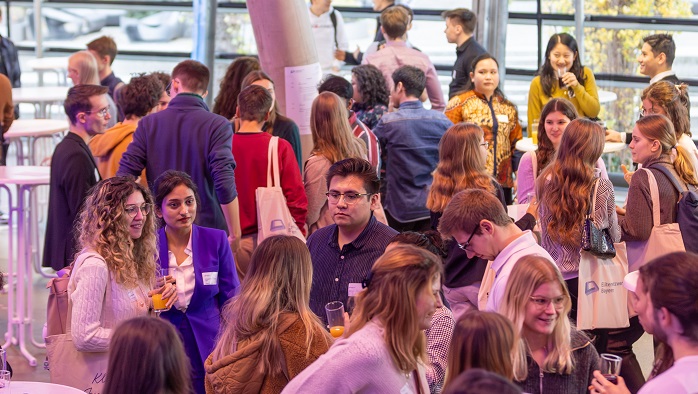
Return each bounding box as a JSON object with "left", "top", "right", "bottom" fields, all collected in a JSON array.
[
  {"left": 438, "top": 189, "right": 554, "bottom": 313},
  {"left": 43, "top": 85, "right": 110, "bottom": 271},
  {"left": 307, "top": 158, "right": 397, "bottom": 325}
]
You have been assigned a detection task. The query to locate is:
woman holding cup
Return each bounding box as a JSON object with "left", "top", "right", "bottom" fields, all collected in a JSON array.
[
  {"left": 527, "top": 33, "right": 600, "bottom": 128},
  {"left": 153, "top": 170, "right": 239, "bottom": 394}
]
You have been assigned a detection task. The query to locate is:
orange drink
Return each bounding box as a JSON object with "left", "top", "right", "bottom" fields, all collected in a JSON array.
[
  {"left": 531, "top": 121, "right": 539, "bottom": 145},
  {"left": 330, "top": 326, "right": 344, "bottom": 338},
  {"left": 152, "top": 293, "right": 168, "bottom": 312}
]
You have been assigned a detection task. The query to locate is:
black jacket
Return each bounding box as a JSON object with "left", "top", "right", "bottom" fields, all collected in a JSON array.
[{"left": 0, "top": 35, "right": 21, "bottom": 88}]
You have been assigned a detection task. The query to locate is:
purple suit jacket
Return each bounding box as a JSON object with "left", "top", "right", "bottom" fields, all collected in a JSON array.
[{"left": 157, "top": 225, "right": 239, "bottom": 364}]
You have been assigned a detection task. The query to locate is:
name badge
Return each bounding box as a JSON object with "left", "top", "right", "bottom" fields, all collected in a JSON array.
[
  {"left": 400, "top": 382, "right": 414, "bottom": 394},
  {"left": 496, "top": 114, "right": 509, "bottom": 124},
  {"left": 202, "top": 272, "right": 218, "bottom": 286},
  {"left": 127, "top": 289, "right": 137, "bottom": 302},
  {"left": 348, "top": 282, "right": 364, "bottom": 297}
]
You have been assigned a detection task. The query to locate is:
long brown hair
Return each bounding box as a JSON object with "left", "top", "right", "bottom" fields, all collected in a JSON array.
[
  {"left": 537, "top": 118, "right": 604, "bottom": 246},
  {"left": 500, "top": 256, "right": 574, "bottom": 381},
  {"left": 104, "top": 316, "right": 191, "bottom": 394},
  {"left": 241, "top": 70, "right": 280, "bottom": 134},
  {"left": 212, "top": 56, "right": 260, "bottom": 120},
  {"left": 536, "top": 98, "right": 579, "bottom": 175},
  {"left": 75, "top": 177, "right": 157, "bottom": 286},
  {"left": 635, "top": 114, "right": 697, "bottom": 186},
  {"left": 427, "top": 123, "right": 495, "bottom": 213},
  {"left": 642, "top": 81, "right": 691, "bottom": 138},
  {"left": 210, "top": 236, "right": 330, "bottom": 374},
  {"left": 443, "top": 311, "right": 516, "bottom": 389},
  {"left": 348, "top": 245, "right": 443, "bottom": 375},
  {"left": 310, "top": 91, "right": 366, "bottom": 164}
]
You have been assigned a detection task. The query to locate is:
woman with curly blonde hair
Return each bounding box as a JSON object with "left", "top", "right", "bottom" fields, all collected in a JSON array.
[
  {"left": 500, "top": 255, "right": 600, "bottom": 393},
  {"left": 282, "top": 245, "right": 442, "bottom": 393},
  {"left": 427, "top": 123, "right": 535, "bottom": 319},
  {"left": 69, "top": 177, "right": 176, "bottom": 352},
  {"left": 304, "top": 91, "right": 367, "bottom": 234}
]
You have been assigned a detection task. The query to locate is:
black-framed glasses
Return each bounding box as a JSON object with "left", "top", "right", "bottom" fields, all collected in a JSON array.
[
  {"left": 124, "top": 203, "right": 151, "bottom": 218},
  {"left": 457, "top": 223, "right": 480, "bottom": 251},
  {"left": 84, "top": 106, "right": 110, "bottom": 118},
  {"left": 529, "top": 295, "right": 567, "bottom": 310},
  {"left": 165, "top": 81, "right": 172, "bottom": 97},
  {"left": 325, "top": 191, "right": 372, "bottom": 205},
  {"left": 480, "top": 141, "right": 489, "bottom": 149}
]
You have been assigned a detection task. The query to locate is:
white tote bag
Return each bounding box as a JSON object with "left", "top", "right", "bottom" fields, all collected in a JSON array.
[
  {"left": 626, "top": 168, "right": 685, "bottom": 272},
  {"left": 577, "top": 243, "right": 630, "bottom": 330},
  {"left": 256, "top": 137, "right": 305, "bottom": 244}
]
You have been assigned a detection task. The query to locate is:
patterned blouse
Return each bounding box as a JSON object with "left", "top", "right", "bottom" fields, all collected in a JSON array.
[
  {"left": 444, "top": 90, "right": 522, "bottom": 188},
  {"left": 354, "top": 103, "right": 388, "bottom": 130}
]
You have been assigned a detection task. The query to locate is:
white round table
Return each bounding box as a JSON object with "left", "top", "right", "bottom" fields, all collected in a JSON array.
[
  {"left": 11, "top": 87, "right": 69, "bottom": 118},
  {"left": 598, "top": 89, "right": 618, "bottom": 104},
  {"left": 5, "top": 381, "right": 84, "bottom": 393},
  {"left": 515, "top": 138, "right": 626, "bottom": 153},
  {"left": 27, "top": 56, "right": 70, "bottom": 86},
  {"left": 5, "top": 119, "right": 68, "bottom": 165}
]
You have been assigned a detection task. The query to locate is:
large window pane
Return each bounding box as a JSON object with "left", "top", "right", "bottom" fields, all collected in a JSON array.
[{"left": 507, "top": 24, "right": 539, "bottom": 70}]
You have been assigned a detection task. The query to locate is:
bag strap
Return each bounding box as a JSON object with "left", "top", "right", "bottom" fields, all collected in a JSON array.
[
  {"left": 586, "top": 178, "right": 600, "bottom": 219},
  {"left": 266, "top": 136, "right": 280, "bottom": 188},
  {"left": 330, "top": 9, "right": 338, "bottom": 48},
  {"left": 531, "top": 150, "right": 538, "bottom": 180},
  {"left": 651, "top": 164, "right": 690, "bottom": 194},
  {"left": 66, "top": 253, "right": 114, "bottom": 334},
  {"left": 639, "top": 168, "right": 662, "bottom": 226}
]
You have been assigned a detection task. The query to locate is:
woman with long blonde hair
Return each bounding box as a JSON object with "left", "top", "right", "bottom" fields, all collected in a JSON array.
[
  {"left": 536, "top": 118, "right": 619, "bottom": 318},
  {"left": 69, "top": 177, "right": 175, "bottom": 352},
  {"left": 205, "top": 235, "right": 331, "bottom": 394},
  {"left": 282, "top": 245, "right": 443, "bottom": 393},
  {"left": 304, "top": 91, "right": 367, "bottom": 234},
  {"left": 427, "top": 123, "right": 535, "bottom": 319},
  {"left": 500, "top": 255, "right": 599, "bottom": 393},
  {"left": 443, "top": 310, "right": 516, "bottom": 390},
  {"left": 67, "top": 50, "right": 117, "bottom": 127}
]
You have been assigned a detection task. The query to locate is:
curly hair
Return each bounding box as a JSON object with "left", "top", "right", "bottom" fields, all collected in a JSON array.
[
  {"left": 75, "top": 177, "right": 157, "bottom": 287},
  {"left": 118, "top": 73, "right": 162, "bottom": 118},
  {"left": 536, "top": 98, "right": 579, "bottom": 176},
  {"left": 212, "top": 56, "right": 260, "bottom": 120},
  {"left": 641, "top": 81, "right": 691, "bottom": 138},
  {"left": 351, "top": 64, "right": 390, "bottom": 109},
  {"left": 536, "top": 118, "right": 604, "bottom": 246},
  {"left": 538, "top": 33, "right": 586, "bottom": 97},
  {"left": 427, "top": 123, "right": 495, "bottom": 213}
]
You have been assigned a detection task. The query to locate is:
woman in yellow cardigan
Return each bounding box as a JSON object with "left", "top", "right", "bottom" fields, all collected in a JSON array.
[{"left": 527, "top": 33, "right": 600, "bottom": 128}]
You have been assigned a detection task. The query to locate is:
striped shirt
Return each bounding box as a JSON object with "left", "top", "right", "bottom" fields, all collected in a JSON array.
[
  {"left": 307, "top": 215, "right": 398, "bottom": 325},
  {"left": 349, "top": 111, "right": 381, "bottom": 176}
]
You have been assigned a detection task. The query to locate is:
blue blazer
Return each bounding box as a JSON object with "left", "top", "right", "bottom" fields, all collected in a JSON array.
[{"left": 157, "top": 225, "right": 239, "bottom": 364}]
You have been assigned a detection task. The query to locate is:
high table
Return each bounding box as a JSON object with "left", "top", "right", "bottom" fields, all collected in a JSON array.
[
  {"left": 27, "top": 57, "right": 70, "bottom": 87},
  {"left": 515, "top": 138, "right": 626, "bottom": 153},
  {"left": 0, "top": 167, "right": 52, "bottom": 366},
  {"left": 11, "top": 87, "right": 69, "bottom": 119},
  {"left": 5, "top": 381, "right": 84, "bottom": 393},
  {"left": 4, "top": 119, "right": 68, "bottom": 165}
]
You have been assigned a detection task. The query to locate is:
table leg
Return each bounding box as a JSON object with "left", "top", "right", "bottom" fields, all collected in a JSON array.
[
  {"left": 25, "top": 186, "right": 46, "bottom": 349},
  {"left": 16, "top": 185, "right": 37, "bottom": 366},
  {"left": 1, "top": 185, "right": 15, "bottom": 350}
]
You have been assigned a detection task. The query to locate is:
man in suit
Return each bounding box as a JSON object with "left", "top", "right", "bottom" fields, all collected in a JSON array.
[{"left": 43, "top": 85, "right": 110, "bottom": 270}]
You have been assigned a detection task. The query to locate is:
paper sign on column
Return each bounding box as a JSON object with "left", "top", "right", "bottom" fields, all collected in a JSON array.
[{"left": 284, "top": 63, "right": 322, "bottom": 136}]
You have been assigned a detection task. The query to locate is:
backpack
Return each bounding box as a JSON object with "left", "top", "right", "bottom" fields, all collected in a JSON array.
[
  {"left": 652, "top": 165, "right": 698, "bottom": 253},
  {"left": 329, "top": 9, "right": 338, "bottom": 48}
]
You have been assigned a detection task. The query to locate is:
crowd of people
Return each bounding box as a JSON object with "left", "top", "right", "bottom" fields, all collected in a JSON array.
[{"left": 0, "top": 2, "right": 696, "bottom": 394}]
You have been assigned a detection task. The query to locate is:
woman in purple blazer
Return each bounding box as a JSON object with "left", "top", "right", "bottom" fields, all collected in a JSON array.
[{"left": 154, "top": 170, "right": 239, "bottom": 394}]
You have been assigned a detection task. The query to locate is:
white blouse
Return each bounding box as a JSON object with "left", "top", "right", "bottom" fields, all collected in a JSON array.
[{"left": 167, "top": 231, "right": 195, "bottom": 311}]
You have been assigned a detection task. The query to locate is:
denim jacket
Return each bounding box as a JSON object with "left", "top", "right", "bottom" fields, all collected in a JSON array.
[{"left": 373, "top": 100, "right": 452, "bottom": 223}]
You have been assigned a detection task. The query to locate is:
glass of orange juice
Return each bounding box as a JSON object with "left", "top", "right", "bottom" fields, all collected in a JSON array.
[
  {"left": 325, "top": 301, "right": 345, "bottom": 338},
  {"left": 151, "top": 268, "right": 169, "bottom": 313},
  {"left": 531, "top": 121, "right": 539, "bottom": 145}
]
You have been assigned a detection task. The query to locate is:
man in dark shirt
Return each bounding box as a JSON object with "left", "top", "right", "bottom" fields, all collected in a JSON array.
[
  {"left": 443, "top": 8, "right": 487, "bottom": 98},
  {"left": 0, "top": 9, "right": 20, "bottom": 89},
  {"left": 87, "top": 36, "right": 124, "bottom": 99},
  {"left": 43, "top": 85, "right": 109, "bottom": 270},
  {"left": 307, "top": 158, "right": 397, "bottom": 325}
]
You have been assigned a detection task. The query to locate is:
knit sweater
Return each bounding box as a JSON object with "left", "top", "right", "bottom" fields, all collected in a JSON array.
[
  {"left": 527, "top": 67, "right": 600, "bottom": 127},
  {"left": 68, "top": 250, "right": 150, "bottom": 352},
  {"left": 204, "top": 313, "right": 330, "bottom": 394},
  {"left": 281, "top": 320, "right": 430, "bottom": 394},
  {"left": 539, "top": 177, "right": 620, "bottom": 279},
  {"left": 89, "top": 122, "right": 146, "bottom": 186},
  {"left": 517, "top": 329, "right": 600, "bottom": 394}
]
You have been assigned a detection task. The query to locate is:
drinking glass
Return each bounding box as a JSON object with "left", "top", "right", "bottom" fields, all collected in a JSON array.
[
  {"left": 599, "top": 353, "right": 622, "bottom": 384},
  {"left": 557, "top": 67, "right": 567, "bottom": 89},
  {"left": 0, "top": 348, "right": 5, "bottom": 371},
  {"left": 0, "top": 370, "right": 10, "bottom": 391},
  {"left": 530, "top": 121, "right": 539, "bottom": 145},
  {"left": 151, "top": 268, "right": 169, "bottom": 313},
  {"left": 325, "top": 301, "right": 345, "bottom": 338}
]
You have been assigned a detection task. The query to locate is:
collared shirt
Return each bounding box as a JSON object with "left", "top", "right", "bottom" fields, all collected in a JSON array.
[
  {"left": 167, "top": 230, "right": 195, "bottom": 311},
  {"left": 307, "top": 215, "right": 398, "bottom": 325},
  {"left": 425, "top": 306, "right": 455, "bottom": 394},
  {"left": 449, "top": 36, "right": 487, "bottom": 99},
  {"left": 650, "top": 70, "right": 677, "bottom": 85},
  {"left": 485, "top": 231, "right": 555, "bottom": 312},
  {"left": 100, "top": 71, "right": 124, "bottom": 99},
  {"left": 373, "top": 100, "right": 452, "bottom": 223}
]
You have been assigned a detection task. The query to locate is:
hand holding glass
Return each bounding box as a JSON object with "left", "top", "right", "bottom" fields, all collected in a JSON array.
[
  {"left": 600, "top": 353, "right": 622, "bottom": 384},
  {"left": 325, "top": 301, "right": 345, "bottom": 338},
  {"left": 151, "top": 268, "right": 169, "bottom": 313}
]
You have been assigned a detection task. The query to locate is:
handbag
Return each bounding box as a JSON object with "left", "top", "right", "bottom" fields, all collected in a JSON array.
[
  {"left": 46, "top": 268, "right": 72, "bottom": 337},
  {"left": 45, "top": 252, "right": 112, "bottom": 392},
  {"left": 626, "top": 168, "right": 686, "bottom": 271},
  {"left": 577, "top": 242, "right": 630, "bottom": 330},
  {"left": 582, "top": 178, "right": 616, "bottom": 259},
  {"left": 256, "top": 136, "right": 306, "bottom": 243}
]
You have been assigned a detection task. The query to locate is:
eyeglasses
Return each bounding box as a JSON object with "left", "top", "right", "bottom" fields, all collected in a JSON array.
[
  {"left": 480, "top": 141, "right": 489, "bottom": 149},
  {"left": 457, "top": 223, "right": 480, "bottom": 251},
  {"left": 529, "top": 295, "right": 567, "bottom": 310},
  {"left": 124, "top": 203, "right": 152, "bottom": 218},
  {"left": 639, "top": 105, "right": 661, "bottom": 118},
  {"left": 165, "top": 81, "right": 172, "bottom": 97},
  {"left": 84, "top": 106, "right": 111, "bottom": 118},
  {"left": 325, "top": 191, "right": 372, "bottom": 205}
]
